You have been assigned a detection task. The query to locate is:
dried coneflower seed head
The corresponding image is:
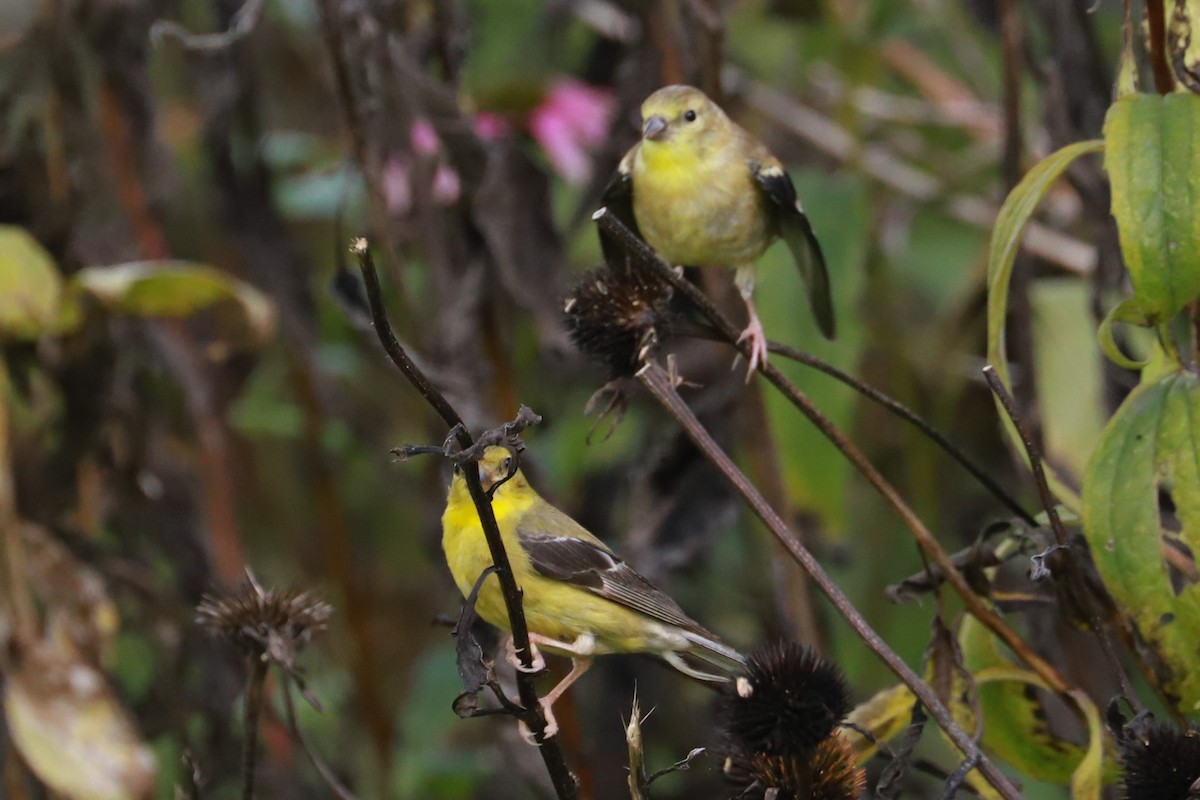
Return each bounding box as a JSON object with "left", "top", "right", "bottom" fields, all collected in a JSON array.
[
  {"left": 197, "top": 573, "right": 332, "bottom": 667},
  {"left": 722, "top": 733, "right": 864, "bottom": 800},
  {"left": 1117, "top": 720, "right": 1200, "bottom": 799},
  {"left": 563, "top": 263, "right": 673, "bottom": 376},
  {"left": 722, "top": 641, "right": 852, "bottom": 758}
]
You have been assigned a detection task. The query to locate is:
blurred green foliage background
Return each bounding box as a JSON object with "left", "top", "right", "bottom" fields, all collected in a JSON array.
[{"left": 0, "top": 0, "right": 1139, "bottom": 798}]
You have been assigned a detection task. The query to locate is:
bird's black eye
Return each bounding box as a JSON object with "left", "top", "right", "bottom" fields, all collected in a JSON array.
[
  {"left": 453, "top": 464, "right": 462, "bottom": 475},
  {"left": 502, "top": 456, "right": 513, "bottom": 472},
  {"left": 683, "top": 109, "right": 697, "bottom": 122}
]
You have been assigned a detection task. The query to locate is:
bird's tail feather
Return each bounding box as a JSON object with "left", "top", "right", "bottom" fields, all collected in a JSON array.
[{"left": 662, "top": 631, "right": 746, "bottom": 683}]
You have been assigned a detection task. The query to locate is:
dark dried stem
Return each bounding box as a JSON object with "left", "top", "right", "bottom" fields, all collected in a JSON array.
[
  {"left": 637, "top": 362, "right": 1022, "bottom": 800},
  {"left": 241, "top": 655, "right": 268, "bottom": 800},
  {"left": 1146, "top": 0, "right": 1175, "bottom": 93},
  {"left": 595, "top": 209, "right": 1072, "bottom": 697},
  {"left": 353, "top": 240, "right": 577, "bottom": 799},
  {"left": 998, "top": 0, "right": 1022, "bottom": 191},
  {"left": 982, "top": 365, "right": 1144, "bottom": 713}
]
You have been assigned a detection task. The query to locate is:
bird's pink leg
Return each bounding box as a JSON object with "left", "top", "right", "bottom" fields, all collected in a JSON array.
[
  {"left": 734, "top": 266, "right": 768, "bottom": 377},
  {"left": 517, "top": 634, "right": 596, "bottom": 744}
]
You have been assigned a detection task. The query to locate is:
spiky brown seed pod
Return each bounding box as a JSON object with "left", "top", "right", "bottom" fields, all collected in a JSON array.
[
  {"left": 197, "top": 573, "right": 331, "bottom": 667},
  {"left": 1117, "top": 720, "right": 1200, "bottom": 799},
  {"left": 722, "top": 732, "right": 865, "bottom": 800},
  {"left": 722, "top": 641, "right": 852, "bottom": 758},
  {"left": 563, "top": 262, "right": 674, "bottom": 376}
]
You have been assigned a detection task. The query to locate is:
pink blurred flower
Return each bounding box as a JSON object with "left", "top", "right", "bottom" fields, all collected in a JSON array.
[
  {"left": 431, "top": 163, "right": 461, "bottom": 205},
  {"left": 410, "top": 118, "right": 441, "bottom": 156},
  {"left": 473, "top": 112, "right": 509, "bottom": 141},
  {"left": 528, "top": 79, "right": 614, "bottom": 184},
  {"left": 383, "top": 156, "right": 460, "bottom": 213},
  {"left": 383, "top": 157, "right": 413, "bottom": 215}
]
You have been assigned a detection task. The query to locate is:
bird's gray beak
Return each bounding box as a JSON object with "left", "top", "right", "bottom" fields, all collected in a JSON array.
[{"left": 642, "top": 115, "right": 668, "bottom": 141}]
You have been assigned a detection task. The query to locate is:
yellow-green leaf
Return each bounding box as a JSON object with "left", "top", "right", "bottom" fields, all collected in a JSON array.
[
  {"left": 986, "top": 139, "right": 1104, "bottom": 511},
  {"left": 0, "top": 226, "right": 63, "bottom": 340},
  {"left": 4, "top": 639, "right": 156, "bottom": 800},
  {"left": 960, "top": 616, "right": 1093, "bottom": 785},
  {"left": 842, "top": 683, "right": 916, "bottom": 762},
  {"left": 972, "top": 664, "right": 1105, "bottom": 800},
  {"left": 1032, "top": 280, "right": 1107, "bottom": 481},
  {"left": 1104, "top": 94, "right": 1200, "bottom": 324},
  {"left": 1082, "top": 368, "right": 1200, "bottom": 714},
  {"left": 71, "top": 262, "right": 276, "bottom": 348}
]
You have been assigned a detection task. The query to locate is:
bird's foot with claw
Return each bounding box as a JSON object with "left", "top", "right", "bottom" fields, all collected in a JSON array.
[
  {"left": 517, "top": 700, "right": 560, "bottom": 745},
  {"left": 736, "top": 317, "right": 769, "bottom": 378},
  {"left": 506, "top": 637, "right": 547, "bottom": 675}
]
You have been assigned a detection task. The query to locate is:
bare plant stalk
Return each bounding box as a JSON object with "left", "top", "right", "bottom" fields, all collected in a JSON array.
[
  {"left": 595, "top": 209, "right": 1072, "bottom": 698},
  {"left": 352, "top": 240, "right": 578, "bottom": 799},
  {"left": 1146, "top": 0, "right": 1175, "bottom": 93},
  {"left": 241, "top": 656, "right": 268, "bottom": 800},
  {"left": 637, "top": 362, "right": 1022, "bottom": 800},
  {"left": 983, "top": 365, "right": 1143, "bottom": 713}
]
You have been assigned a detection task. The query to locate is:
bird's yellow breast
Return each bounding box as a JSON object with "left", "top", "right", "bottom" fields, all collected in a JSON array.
[
  {"left": 632, "top": 140, "right": 771, "bottom": 268},
  {"left": 440, "top": 480, "right": 678, "bottom": 656}
]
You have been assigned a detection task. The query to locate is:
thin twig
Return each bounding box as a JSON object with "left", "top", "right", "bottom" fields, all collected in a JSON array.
[
  {"left": 595, "top": 209, "right": 1072, "bottom": 700},
  {"left": 636, "top": 362, "right": 1022, "bottom": 800},
  {"left": 240, "top": 655, "right": 268, "bottom": 800},
  {"left": 983, "top": 366, "right": 1144, "bottom": 713},
  {"left": 150, "top": 0, "right": 267, "bottom": 51},
  {"left": 353, "top": 240, "right": 578, "bottom": 799},
  {"left": 756, "top": 338, "right": 1035, "bottom": 525},
  {"left": 281, "top": 678, "right": 357, "bottom": 800}
]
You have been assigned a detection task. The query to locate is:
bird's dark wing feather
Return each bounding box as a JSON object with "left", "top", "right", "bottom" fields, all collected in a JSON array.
[
  {"left": 752, "top": 158, "right": 835, "bottom": 339},
  {"left": 597, "top": 146, "right": 642, "bottom": 265},
  {"left": 517, "top": 505, "right": 706, "bottom": 634}
]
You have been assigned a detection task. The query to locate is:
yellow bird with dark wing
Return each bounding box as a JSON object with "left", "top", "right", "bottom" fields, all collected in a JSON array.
[
  {"left": 600, "top": 84, "right": 835, "bottom": 371},
  {"left": 441, "top": 447, "right": 744, "bottom": 738}
]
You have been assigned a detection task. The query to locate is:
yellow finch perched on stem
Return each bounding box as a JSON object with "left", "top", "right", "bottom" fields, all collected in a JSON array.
[
  {"left": 442, "top": 447, "right": 745, "bottom": 739},
  {"left": 600, "top": 85, "right": 835, "bottom": 372}
]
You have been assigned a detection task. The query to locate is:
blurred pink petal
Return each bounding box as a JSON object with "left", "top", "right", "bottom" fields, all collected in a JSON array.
[
  {"left": 432, "top": 163, "right": 461, "bottom": 205},
  {"left": 410, "top": 118, "right": 441, "bottom": 156},
  {"left": 473, "top": 112, "right": 509, "bottom": 141},
  {"left": 528, "top": 79, "right": 614, "bottom": 184},
  {"left": 530, "top": 110, "right": 591, "bottom": 184},
  {"left": 383, "top": 157, "right": 413, "bottom": 215}
]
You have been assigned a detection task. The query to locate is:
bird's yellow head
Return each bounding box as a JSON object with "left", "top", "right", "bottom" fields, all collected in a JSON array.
[
  {"left": 449, "top": 446, "right": 530, "bottom": 499},
  {"left": 638, "top": 85, "right": 730, "bottom": 154}
]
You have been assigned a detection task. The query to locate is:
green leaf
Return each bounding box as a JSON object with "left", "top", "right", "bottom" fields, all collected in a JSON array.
[
  {"left": 1031, "top": 280, "right": 1107, "bottom": 482},
  {"left": 0, "top": 226, "right": 64, "bottom": 340},
  {"left": 972, "top": 664, "right": 1105, "bottom": 800},
  {"left": 842, "top": 682, "right": 917, "bottom": 762},
  {"left": 1082, "top": 368, "right": 1200, "bottom": 714},
  {"left": 986, "top": 139, "right": 1104, "bottom": 511},
  {"left": 71, "top": 262, "right": 276, "bottom": 347},
  {"left": 959, "top": 615, "right": 1094, "bottom": 786},
  {"left": 1096, "top": 298, "right": 1153, "bottom": 370},
  {"left": 1104, "top": 94, "right": 1200, "bottom": 325}
]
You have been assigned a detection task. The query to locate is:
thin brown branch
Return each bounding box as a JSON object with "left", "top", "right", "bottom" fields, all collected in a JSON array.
[
  {"left": 636, "top": 362, "right": 1022, "bottom": 800},
  {"left": 352, "top": 240, "right": 578, "bottom": 799},
  {"left": 281, "top": 678, "right": 358, "bottom": 800},
  {"left": 151, "top": 0, "right": 267, "bottom": 51},
  {"left": 595, "top": 209, "right": 1073, "bottom": 700},
  {"left": 983, "top": 365, "right": 1144, "bottom": 713},
  {"left": 1147, "top": 0, "right": 1176, "bottom": 93},
  {"left": 998, "top": 0, "right": 1023, "bottom": 191}
]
